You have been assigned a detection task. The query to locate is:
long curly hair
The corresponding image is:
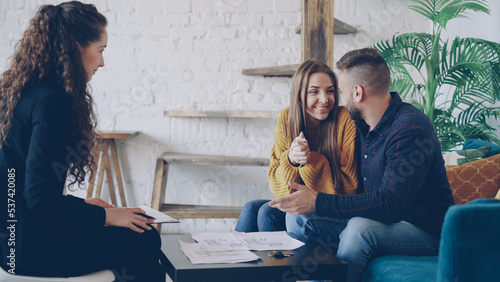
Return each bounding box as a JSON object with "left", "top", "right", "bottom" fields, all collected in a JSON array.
[
  {"left": 0, "top": 1, "right": 107, "bottom": 188},
  {"left": 288, "top": 60, "right": 344, "bottom": 193}
]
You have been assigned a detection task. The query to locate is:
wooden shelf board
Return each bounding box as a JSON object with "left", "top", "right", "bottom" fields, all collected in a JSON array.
[
  {"left": 295, "top": 18, "right": 357, "bottom": 35},
  {"left": 158, "top": 152, "right": 270, "bottom": 167},
  {"left": 160, "top": 203, "right": 242, "bottom": 219},
  {"left": 241, "top": 64, "right": 300, "bottom": 77},
  {"left": 98, "top": 131, "right": 139, "bottom": 139},
  {"left": 165, "top": 110, "right": 280, "bottom": 118}
]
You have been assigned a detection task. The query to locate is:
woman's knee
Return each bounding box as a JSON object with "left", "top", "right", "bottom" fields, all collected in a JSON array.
[
  {"left": 142, "top": 226, "right": 161, "bottom": 250},
  {"left": 236, "top": 200, "right": 270, "bottom": 232},
  {"left": 257, "top": 203, "right": 285, "bottom": 231},
  {"left": 239, "top": 199, "right": 269, "bottom": 222},
  {"left": 242, "top": 199, "right": 269, "bottom": 213},
  {"left": 257, "top": 202, "right": 280, "bottom": 221},
  {"left": 121, "top": 226, "right": 161, "bottom": 254}
]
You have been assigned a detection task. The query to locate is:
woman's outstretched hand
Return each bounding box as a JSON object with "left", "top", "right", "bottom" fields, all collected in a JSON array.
[
  {"left": 288, "top": 132, "right": 310, "bottom": 166},
  {"left": 104, "top": 207, "right": 155, "bottom": 233}
]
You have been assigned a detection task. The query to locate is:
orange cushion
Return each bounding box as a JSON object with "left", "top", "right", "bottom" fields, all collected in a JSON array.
[{"left": 446, "top": 154, "right": 500, "bottom": 205}]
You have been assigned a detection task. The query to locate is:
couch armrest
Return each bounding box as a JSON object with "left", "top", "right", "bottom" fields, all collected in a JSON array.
[{"left": 437, "top": 199, "right": 500, "bottom": 281}]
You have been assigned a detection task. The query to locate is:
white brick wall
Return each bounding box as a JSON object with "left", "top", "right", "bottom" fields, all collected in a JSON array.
[{"left": 5, "top": 0, "right": 496, "bottom": 235}]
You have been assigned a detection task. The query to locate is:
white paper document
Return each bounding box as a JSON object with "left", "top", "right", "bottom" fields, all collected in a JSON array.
[
  {"left": 191, "top": 232, "right": 249, "bottom": 251},
  {"left": 137, "top": 205, "right": 179, "bottom": 224},
  {"left": 233, "top": 231, "right": 305, "bottom": 251},
  {"left": 179, "top": 240, "right": 260, "bottom": 264},
  {"left": 180, "top": 231, "right": 305, "bottom": 264}
]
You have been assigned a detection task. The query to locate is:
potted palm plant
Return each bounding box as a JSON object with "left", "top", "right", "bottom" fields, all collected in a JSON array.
[{"left": 374, "top": 0, "right": 500, "bottom": 150}]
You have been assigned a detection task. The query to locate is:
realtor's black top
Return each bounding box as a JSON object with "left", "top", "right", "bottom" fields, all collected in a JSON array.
[{"left": 0, "top": 79, "right": 105, "bottom": 275}]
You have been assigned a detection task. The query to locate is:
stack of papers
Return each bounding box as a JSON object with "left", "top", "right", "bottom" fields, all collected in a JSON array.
[
  {"left": 233, "top": 231, "right": 305, "bottom": 251},
  {"left": 191, "top": 232, "right": 249, "bottom": 251},
  {"left": 179, "top": 241, "right": 260, "bottom": 264},
  {"left": 179, "top": 231, "right": 305, "bottom": 264}
]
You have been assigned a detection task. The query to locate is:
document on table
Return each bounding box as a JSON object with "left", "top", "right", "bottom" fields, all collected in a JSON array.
[
  {"left": 179, "top": 240, "right": 259, "bottom": 264},
  {"left": 233, "top": 231, "right": 305, "bottom": 251},
  {"left": 191, "top": 232, "right": 249, "bottom": 251},
  {"left": 137, "top": 205, "right": 179, "bottom": 224},
  {"left": 180, "top": 231, "right": 304, "bottom": 264}
]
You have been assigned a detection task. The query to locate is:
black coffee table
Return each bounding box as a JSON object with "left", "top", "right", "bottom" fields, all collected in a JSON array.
[{"left": 160, "top": 234, "right": 347, "bottom": 282}]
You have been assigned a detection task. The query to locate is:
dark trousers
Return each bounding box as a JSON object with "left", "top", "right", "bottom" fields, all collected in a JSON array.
[{"left": 19, "top": 226, "right": 165, "bottom": 282}]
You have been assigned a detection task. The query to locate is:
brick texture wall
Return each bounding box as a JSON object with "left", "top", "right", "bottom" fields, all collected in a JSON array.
[{"left": 1, "top": 0, "right": 431, "bottom": 233}]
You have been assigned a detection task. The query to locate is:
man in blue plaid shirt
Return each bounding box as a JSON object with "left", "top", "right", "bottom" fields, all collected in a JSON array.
[{"left": 270, "top": 48, "right": 455, "bottom": 282}]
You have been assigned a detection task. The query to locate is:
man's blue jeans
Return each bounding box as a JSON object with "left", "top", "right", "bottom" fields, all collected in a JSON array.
[
  {"left": 286, "top": 213, "right": 440, "bottom": 282},
  {"left": 235, "top": 199, "right": 286, "bottom": 232}
]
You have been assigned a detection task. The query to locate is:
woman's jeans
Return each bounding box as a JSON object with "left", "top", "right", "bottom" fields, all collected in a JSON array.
[
  {"left": 235, "top": 199, "right": 286, "bottom": 232},
  {"left": 286, "top": 213, "right": 440, "bottom": 282}
]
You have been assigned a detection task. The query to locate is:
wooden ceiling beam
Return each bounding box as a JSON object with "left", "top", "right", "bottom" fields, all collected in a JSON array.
[{"left": 302, "top": 0, "right": 335, "bottom": 68}]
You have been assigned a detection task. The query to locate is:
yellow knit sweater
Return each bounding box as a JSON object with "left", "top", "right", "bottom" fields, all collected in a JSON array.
[{"left": 268, "top": 106, "right": 359, "bottom": 198}]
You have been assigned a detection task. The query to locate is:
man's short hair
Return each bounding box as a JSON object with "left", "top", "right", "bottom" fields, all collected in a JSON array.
[{"left": 336, "top": 48, "right": 390, "bottom": 94}]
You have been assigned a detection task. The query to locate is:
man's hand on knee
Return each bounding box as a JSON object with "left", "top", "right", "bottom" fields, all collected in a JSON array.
[{"left": 269, "top": 182, "right": 317, "bottom": 215}]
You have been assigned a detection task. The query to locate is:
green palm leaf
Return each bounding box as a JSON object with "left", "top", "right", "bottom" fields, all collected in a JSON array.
[
  {"left": 375, "top": 34, "right": 430, "bottom": 101},
  {"left": 455, "top": 101, "right": 500, "bottom": 142},
  {"left": 373, "top": 0, "right": 500, "bottom": 149},
  {"left": 410, "top": 0, "right": 489, "bottom": 29}
]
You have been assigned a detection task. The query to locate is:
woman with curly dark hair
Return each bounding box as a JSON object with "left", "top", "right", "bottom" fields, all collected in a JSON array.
[{"left": 0, "top": 2, "right": 165, "bottom": 280}]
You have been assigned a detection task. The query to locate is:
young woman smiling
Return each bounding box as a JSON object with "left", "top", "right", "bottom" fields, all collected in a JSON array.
[{"left": 235, "top": 60, "right": 360, "bottom": 232}]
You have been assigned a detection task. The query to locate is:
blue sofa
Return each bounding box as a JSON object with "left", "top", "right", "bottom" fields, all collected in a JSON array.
[{"left": 362, "top": 198, "right": 500, "bottom": 282}]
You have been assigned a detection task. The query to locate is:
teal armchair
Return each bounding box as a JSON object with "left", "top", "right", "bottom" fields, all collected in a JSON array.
[{"left": 363, "top": 199, "right": 500, "bottom": 282}]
